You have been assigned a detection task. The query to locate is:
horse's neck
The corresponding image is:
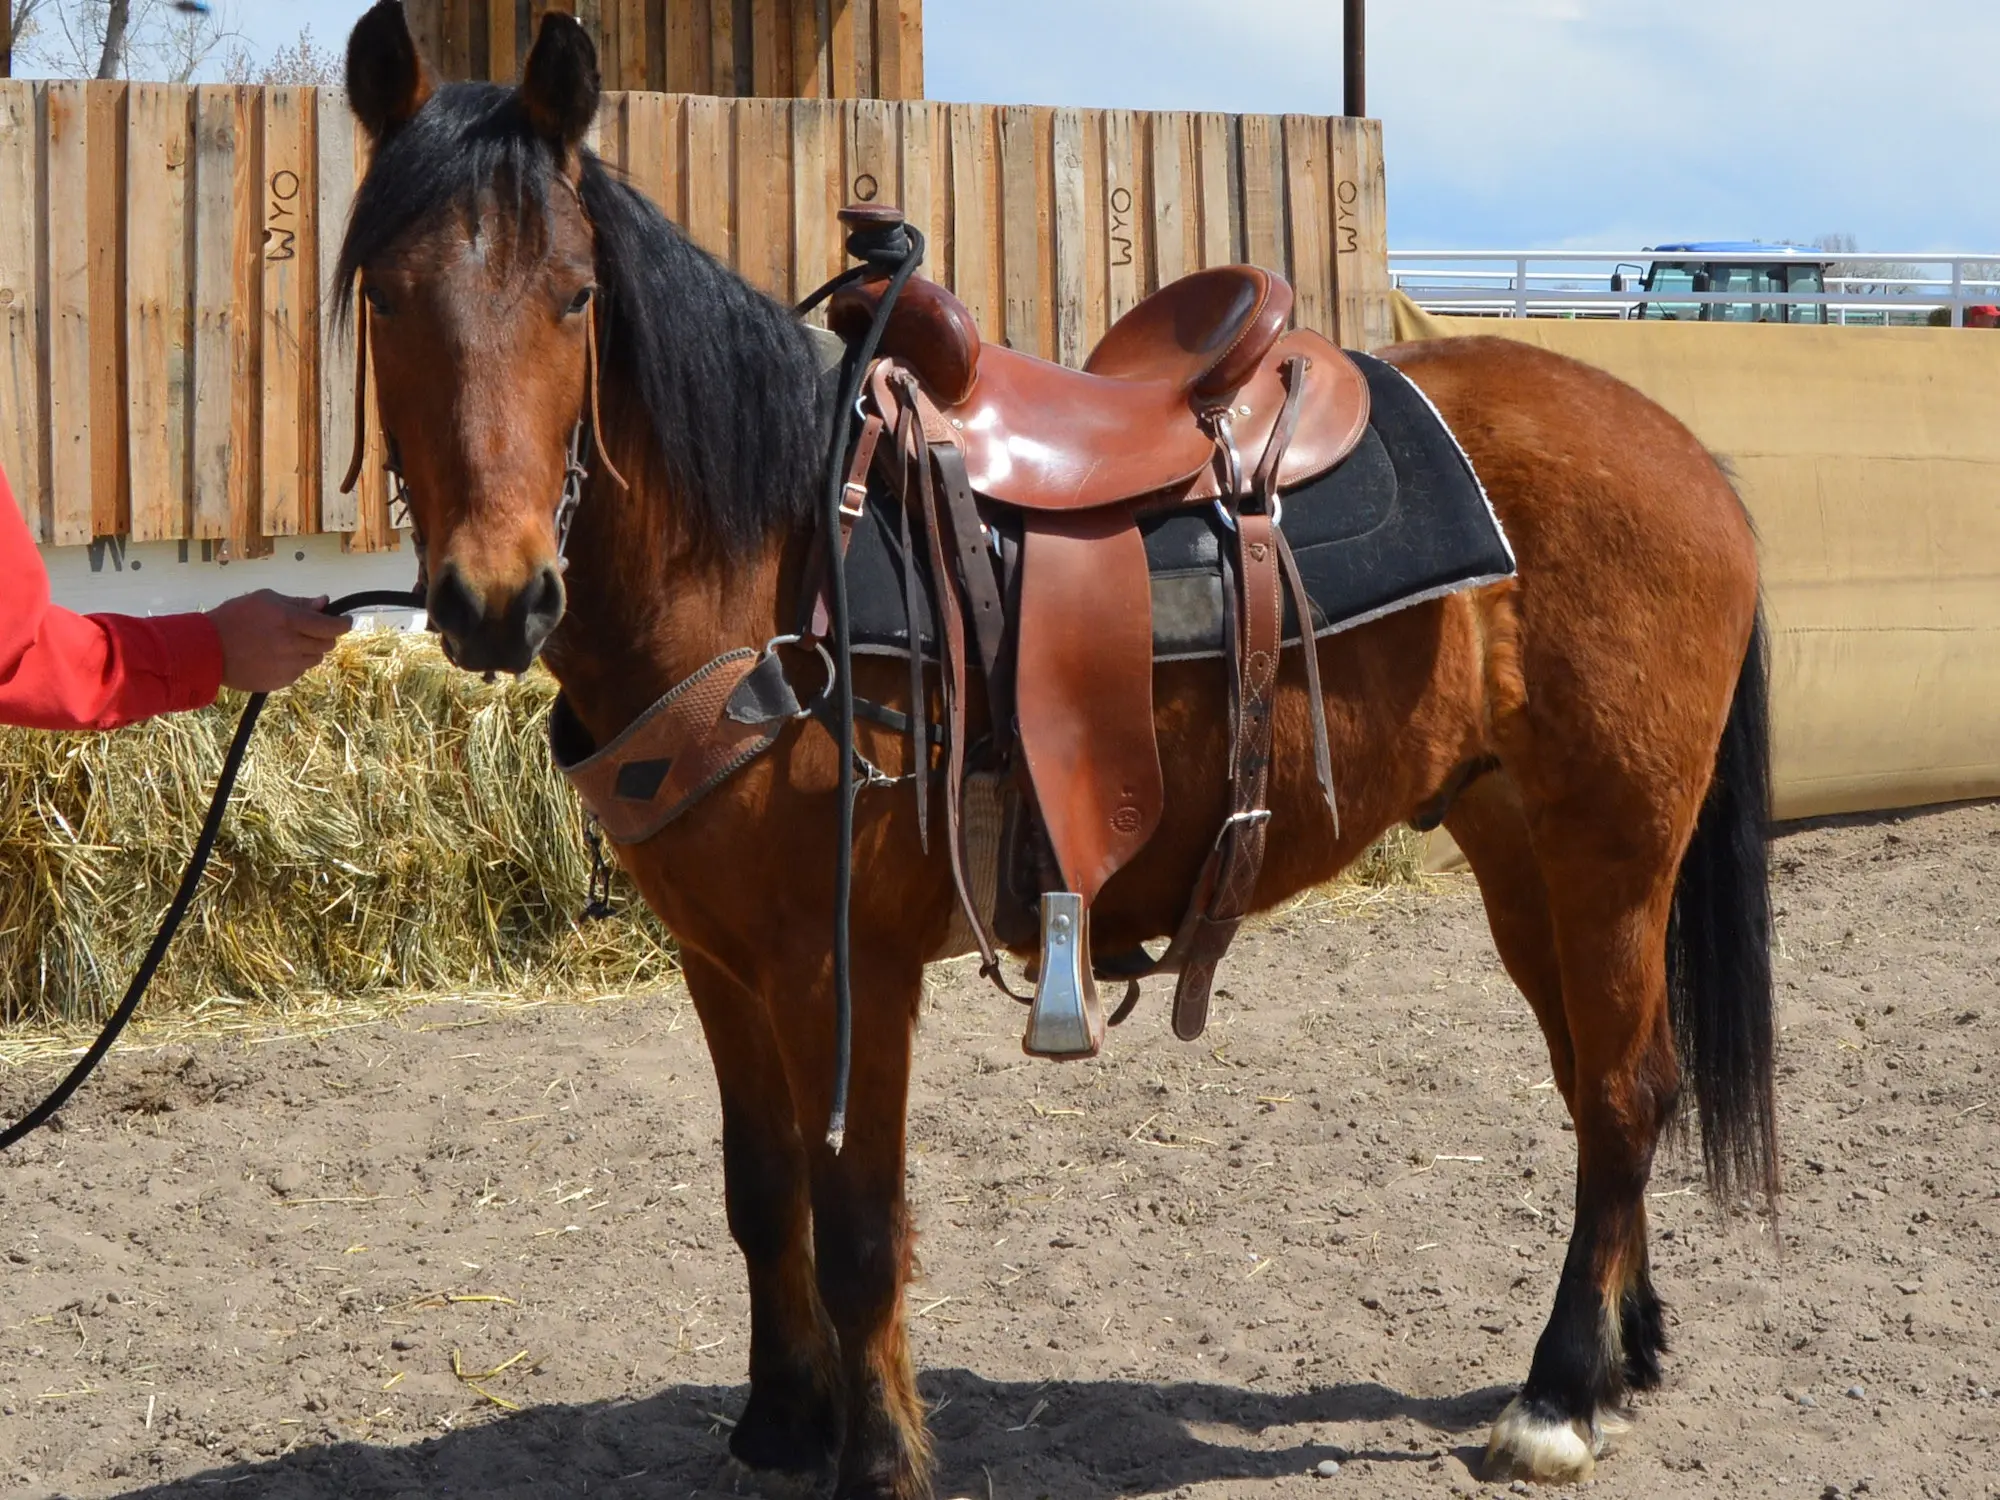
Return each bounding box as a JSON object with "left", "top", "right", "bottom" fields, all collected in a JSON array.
[{"left": 541, "top": 466, "right": 795, "bottom": 746}]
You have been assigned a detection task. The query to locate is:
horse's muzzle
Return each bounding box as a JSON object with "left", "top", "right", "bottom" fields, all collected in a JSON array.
[{"left": 427, "top": 558, "right": 566, "bottom": 675}]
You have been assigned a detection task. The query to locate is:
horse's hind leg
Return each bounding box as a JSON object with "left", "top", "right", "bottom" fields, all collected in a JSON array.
[
  {"left": 679, "top": 953, "right": 843, "bottom": 1476},
  {"left": 1480, "top": 815, "right": 1682, "bottom": 1484},
  {"left": 1445, "top": 772, "right": 1573, "bottom": 1101}
]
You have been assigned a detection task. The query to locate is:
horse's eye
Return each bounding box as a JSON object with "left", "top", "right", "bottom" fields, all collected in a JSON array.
[
  {"left": 566, "top": 285, "right": 595, "bottom": 317},
  {"left": 363, "top": 284, "right": 393, "bottom": 317}
]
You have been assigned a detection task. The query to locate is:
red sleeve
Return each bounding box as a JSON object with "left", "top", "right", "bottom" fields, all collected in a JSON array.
[{"left": 0, "top": 469, "right": 226, "bottom": 731}]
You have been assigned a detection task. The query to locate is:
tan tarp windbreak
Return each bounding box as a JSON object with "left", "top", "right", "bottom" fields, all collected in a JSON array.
[{"left": 1392, "top": 293, "right": 2000, "bottom": 824}]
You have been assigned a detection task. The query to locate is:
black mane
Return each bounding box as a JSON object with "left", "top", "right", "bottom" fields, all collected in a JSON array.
[{"left": 335, "top": 82, "right": 825, "bottom": 556}]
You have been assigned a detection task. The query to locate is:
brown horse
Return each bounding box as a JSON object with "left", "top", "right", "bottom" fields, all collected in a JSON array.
[{"left": 338, "top": 5, "right": 1776, "bottom": 1493}]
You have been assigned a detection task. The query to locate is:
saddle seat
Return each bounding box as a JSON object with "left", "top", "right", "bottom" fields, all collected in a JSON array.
[{"left": 830, "top": 267, "right": 1371, "bottom": 511}]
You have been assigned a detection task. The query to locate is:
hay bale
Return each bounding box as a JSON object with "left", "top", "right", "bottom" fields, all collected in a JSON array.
[{"left": 0, "top": 632, "right": 676, "bottom": 1029}]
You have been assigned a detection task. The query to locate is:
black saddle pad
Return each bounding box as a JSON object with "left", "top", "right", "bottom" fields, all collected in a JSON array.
[{"left": 842, "top": 350, "right": 1515, "bottom": 662}]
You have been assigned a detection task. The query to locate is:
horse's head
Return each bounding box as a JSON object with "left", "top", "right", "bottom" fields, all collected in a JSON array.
[{"left": 341, "top": 1, "right": 604, "bottom": 675}]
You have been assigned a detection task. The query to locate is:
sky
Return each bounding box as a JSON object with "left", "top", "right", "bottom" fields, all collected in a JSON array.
[{"left": 195, "top": 0, "right": 2000, "bottom": 252}]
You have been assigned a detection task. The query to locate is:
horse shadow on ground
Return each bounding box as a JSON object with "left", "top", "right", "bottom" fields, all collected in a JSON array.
[{"left": 99, "top": 1372, "right": 1514, "bottom": 1499}]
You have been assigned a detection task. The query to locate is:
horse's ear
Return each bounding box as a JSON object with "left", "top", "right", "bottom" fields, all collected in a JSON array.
[
  {"left": 347, "top": 0, "right": 434, "bottom": 144},
  {"left": 518, "top": 10, "right": 600, "bottom": 155}
]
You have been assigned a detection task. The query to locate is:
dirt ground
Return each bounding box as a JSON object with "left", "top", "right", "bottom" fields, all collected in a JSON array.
[{"left": 3, "top": 801, "right": 1998, "bottom": 1500}]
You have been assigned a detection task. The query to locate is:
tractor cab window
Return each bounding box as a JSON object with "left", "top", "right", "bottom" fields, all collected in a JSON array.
[{"left": 1642, "top": 262, "right": 1701, "bottom": 320}]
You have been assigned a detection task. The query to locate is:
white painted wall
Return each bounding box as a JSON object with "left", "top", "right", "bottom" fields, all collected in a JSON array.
[{"left": 39, "top": 534, "right": 427, "bottom": 630}]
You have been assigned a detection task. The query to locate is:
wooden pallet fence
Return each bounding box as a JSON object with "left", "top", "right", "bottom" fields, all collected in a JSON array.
[
  {"left": 0, "top": 83, "right": 1390, "bottom": 549},
  {"left": 403, "top": 0, "right": 926, "bottom": 99}
]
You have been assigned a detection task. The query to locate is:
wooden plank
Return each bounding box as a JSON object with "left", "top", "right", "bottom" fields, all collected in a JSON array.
[
  {"left": 946, "top": 103, "right": 996, "bottom": 331},
  {"left": 87, "top": 82, "right": 128, "bottom": 541},
  {"left": 1079, "top": 109, "right": 1107, "bottom": 353},
  {"left": 845, "top": 96, "right": 898, "bottom": 215},
  {"left": 441, "top": 0, "right": 472, "bottom": 80},
  {"left": 410, "top": 0, "right": 445, "bottom": 72},
  {"left": 1194, "top": 111, "right": 1235, "bottom": 269},
  {"left": 1282, "top": 114, "right": 1334, "bottom": 339},
  {"left": 190, "top": 86, "right": 250, "bottom": 543},
  {"left": 1033, "top": 107, "right": 1055, "bottom": 357},
  {"left": 576, "top": 0, "right": 606, "bottom": 84},
  {"left": 830, "top": 0, "right": 856, "bottom": 99},
  {"left": 751, "top": 0, "right": 780, "bottom": 96},
  {"left": 852, "top": 0, "right": 874, "bottom": 96},
  {"left": 793, "top": 0, "right": 825, "bottom": 97},
  {"left": 1330, "top": 116, "right": 1391, "bottom": 350},
  {"left": 895, "top": 0, "right": 922, "bottom": 99},
  {"left": 1149, "top": 111, "right": 1196, "bottom": 288},
  {"left": 261, "top": 86, "right": 314, "bottom": 537},
  {"left": 617, "top": 0, "right": 648, "bottom": 89},
  {"left": 875, "top": 0, "right": 917, "bottom": 99},
  {"left": 1049, "top": 105, "right": 1085, "bottom": 368},
  {"left": 228, "top": 88, "right": 264, "bottom": 551},
  {"left": 0, "top": 81, "right": 48, "bottom": 541},
  {"left": 622, "top": 89, "right": 672, "bottom": 217},
  {"left": 790, "top": 98, "right": 841, "bottom": 309},
  {"left": 682, "top": 94, "right": 731, "bottom": 261},
  {"left": 125, "top": 84, "right": 192, "bottom": 543},
  {"left": 997, "top": 104, "right": 1039, "bottom": 354},
  {"left": 668, "top": 0, "right": 709, "bottom": 94},
  {"left": 733, "top": 98, "right": 790, "bottom": 298},
  {"left": 587, "top": 89, "right": 621, "bottom": 170},
  {"left": 1238, "top": 113, "right": 1286, "bottom": 280},
  {"left": 319, "top": 90, "right": 360, "bottom": 534},
  {"left": 899, "top": 98, "right": 948, "bottom": 281},
  {"left": 711, "top": 0, "right": 738, "bottom": 95},
  {"left": 871, "top": 0, "right": 900, "bottom": 101},
  {"left": 46, "top": 83, "right": 91, "bottom": 545},
  {"left": 1101, "top": 107, "right": 1145, "bottom": 323},
  {"left": 488, "top": 0, "right": 519, "bottom": 81}
]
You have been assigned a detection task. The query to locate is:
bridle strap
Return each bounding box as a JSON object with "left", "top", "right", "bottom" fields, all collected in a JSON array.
[
  {"left": 585, "top": 299, "right": 628, "bottom": 494},
  {"left": 339, "top": 289, "right": 371, "bottom": 498}
]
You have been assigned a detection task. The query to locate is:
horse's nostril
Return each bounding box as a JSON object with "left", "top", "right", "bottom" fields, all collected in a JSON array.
[
  {"left": 427, "top": 563, "right": 483, "bottom": 639},
  {"left": 523, "top": 562, "right": 566, "bottom": 626}
]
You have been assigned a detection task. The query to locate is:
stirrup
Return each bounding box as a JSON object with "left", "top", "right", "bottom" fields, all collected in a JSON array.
[{"left": 1021, "top": 892, "right": 1105, "bottom": 1059}]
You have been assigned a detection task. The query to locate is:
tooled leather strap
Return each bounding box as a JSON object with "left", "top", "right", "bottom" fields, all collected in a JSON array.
[
  {"left": 1265, "top": 355, "right": 1338, "bottom": 835},
  {"left": 1170, "top": 509, "right": 1283, "bottom": 1041},
  {"left": 931, "top": 444, "right": 1010, "bottom": 737},
  {"left": 551, "top": 649, "right": 800, "bottom": 846},
  {"left": 909, "top": 410, "right": 1017, "bottom": 994}
]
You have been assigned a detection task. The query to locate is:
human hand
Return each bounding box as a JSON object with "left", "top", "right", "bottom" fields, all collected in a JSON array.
[{"left": 206, "top": 591, "right": 352, "bottom": 693}]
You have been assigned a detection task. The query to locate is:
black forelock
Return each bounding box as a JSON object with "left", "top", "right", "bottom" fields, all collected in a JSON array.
[{"left": 335, "top": 81, "right": 825, "bottom": 557}]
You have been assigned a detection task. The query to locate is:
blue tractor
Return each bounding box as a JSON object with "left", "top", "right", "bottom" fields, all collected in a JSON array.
[{"left": 1612, "top": 242, "right": 1832, "bottom": 324}]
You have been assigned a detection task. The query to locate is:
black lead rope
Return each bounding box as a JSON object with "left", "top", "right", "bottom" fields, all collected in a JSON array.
[
  {"left": 0, "top": 589, "right": 423, "bottom": 1153},
  {"left": 797, "top": 218, "right": 927, "bottom": 1153}
]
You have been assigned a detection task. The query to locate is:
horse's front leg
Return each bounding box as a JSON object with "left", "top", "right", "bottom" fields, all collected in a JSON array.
[
  {"left": 784, "top": 953, "right": 932, "bottom": 1500},
  {"left": 679, "top": 952, "right": 844, "bottom": 1476}
]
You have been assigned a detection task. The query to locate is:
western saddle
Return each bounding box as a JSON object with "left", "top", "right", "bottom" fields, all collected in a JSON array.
[{"left": 824, "top": 206, "right": 1371, "bottom": 1059}]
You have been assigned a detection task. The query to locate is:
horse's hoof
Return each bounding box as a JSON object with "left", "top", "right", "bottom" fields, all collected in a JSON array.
[
  {"left": 730, "top": 1384, "right": 840, "bottom": 1476},
  {"left": 832, "top": 1448, "right": 933, "bottom": 1500},
  {"left": 1483, "top": 1394, "right": 1601, "bottom": 1484}
]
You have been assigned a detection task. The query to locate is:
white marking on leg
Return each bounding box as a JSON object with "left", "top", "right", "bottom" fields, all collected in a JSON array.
[{"left": 1484, "top": 1395, "right": 1599, "bottom": 1484}]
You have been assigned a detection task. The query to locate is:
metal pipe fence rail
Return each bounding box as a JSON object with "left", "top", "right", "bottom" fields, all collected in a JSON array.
[{"left": 1391, "top": 249, "right": 2000, "bottom": 325}]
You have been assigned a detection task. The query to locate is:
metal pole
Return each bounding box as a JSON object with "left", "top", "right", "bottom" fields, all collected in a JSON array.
[{"left": 1344, "top": 0, "right": 1366, "bottom": 117}]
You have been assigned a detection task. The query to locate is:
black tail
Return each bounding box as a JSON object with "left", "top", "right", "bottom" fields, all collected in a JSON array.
[{"left": 1666, "top": 609, "right": 1778, "bottom": 1204}]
